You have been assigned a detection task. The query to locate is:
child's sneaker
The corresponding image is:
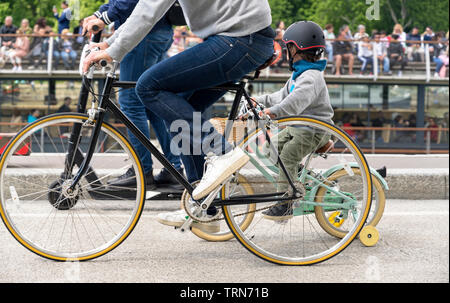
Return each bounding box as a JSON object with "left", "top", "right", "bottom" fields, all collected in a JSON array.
[
  {"left": 262, "top": 202, "right": 294, "bottom": 221},
  {"left": 156, "top": 209, "right": 220, "bottom": 233},
  {"left": 192, "top": 147, "right": 249, "bottom": 200}
]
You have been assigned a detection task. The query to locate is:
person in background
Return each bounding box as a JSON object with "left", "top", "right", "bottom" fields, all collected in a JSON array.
[
  {"left": 422, "top": 26, "right": 435, "bottom": 43},
  {"left": 323, "top": 24, "right": 335, "bottom": 62},
  {"left": 430, "top": 32, "right": 449, "bottom": 78},
  {"left": 354, "top": 24, "right": 369, "bottom": 54},
  {"left": 333, "top": 26, "right": 354, "bottom": 75},
  {"left": 388, "top": 34, "right": 407, "bottom": 76},
  {"left": 426, "top": 117, "right": 439, "bottom": 143},
  {"left": 341, "top": 24, "right": 353, "bottom": 40},
  {"left": 9, "top": 29, "right": 30, "bottom": 72},
  {"left": 57, "top": 97, "right": 72, "bottom": 113},
  {"left": 274, "top": 21, "right": 287, "bottom": 69},
  {"left": 392, "top": 114, "right": 407, "bottom": 142},
  {"left": 392, "top": 24, "right": 407, "bottom": 48},
  {"left": 57, "top": 29, "right": 77, "bottom": 70},
  {"left": 342, "top": 113, "right": 356, "bottom": 139},
  {"left": 276, "top": 20, "right": 286, "bottom": 36},
  {"left": 27, "top": 109, "right": 40, "bottom": 123},
  {"left": 73, "top": 19, "right": 86, "bottom": 50},
  {"left": 406, "top": 27, "right": 424, "bottom": 62},
  {"left": 56, "top": 97, "right": 72, "bottom": 133},
  {"left": 166, "top": 26, "right": 185, "bottom": 57},
  {"left": 374, "top": 31, "right": 391, "bottom": 75},
  {"left": 354, "top": 25, "right": 369, "bottom": 41},
  {"left": 371, "top": 111, "right": 386, "bottom": 143},
  {"left": 19, "top": 18, "right": 33, "bottom": 45},
  {"left": 0, "top": 16, "right": 18, "bottom": 48},
  {"left": 357, "top": 35, "right": 373, "bottom": 75},
  {"left": 29, "top": 17, "right": 54, "bottom": 70},
  {"left": 184, "top": 30, "right": 203, "bottom": 49},
  {"left": 53, "top": 1, "right": 72, "bottom": 34}
]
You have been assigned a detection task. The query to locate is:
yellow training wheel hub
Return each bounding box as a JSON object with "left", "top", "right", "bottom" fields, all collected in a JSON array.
[
  {"left": 328, "top": 211, "right": 345, "bottom": 227},
  {"left": 359, "top": 226, "right": 380, "bottom": 247}
]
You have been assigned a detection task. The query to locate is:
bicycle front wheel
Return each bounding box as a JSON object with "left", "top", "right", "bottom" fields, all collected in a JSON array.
[
  {"left": 222, "top": 116, "right": 373, "bottom": 265},
  {"left": 0, "top": 114, "right": 145, "bottom": 261}
]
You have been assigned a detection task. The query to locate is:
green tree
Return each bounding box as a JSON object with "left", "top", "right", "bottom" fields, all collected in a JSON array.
[{"left": 0, "top": 0, "right": 106, "bottom": 30}]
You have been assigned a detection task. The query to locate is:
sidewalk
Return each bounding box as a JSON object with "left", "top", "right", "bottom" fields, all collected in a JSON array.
[{"left": 3, "top": 154, "right": 449, "bottom": 200}]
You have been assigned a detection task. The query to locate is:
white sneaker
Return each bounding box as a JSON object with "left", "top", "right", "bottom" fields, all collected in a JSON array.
[
  {"left": 192, "top": 147, "right": 249, "bottom": 200},
  {"left": 156, "top": 209, "right": 220, "bottom": 233},
  {"left": 12, "top": 66, "right": 17, "bottom": 72},
  {"left": 434, "top": 72, "right": 440, "bottom": 78},
  {"left": 156, "top": 209, "right": 189, "bottom": 227},
  {"left": 17, "top": 66, "right": 22, "bottom": 72}
]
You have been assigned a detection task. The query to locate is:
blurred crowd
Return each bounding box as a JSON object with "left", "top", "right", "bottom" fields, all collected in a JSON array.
[
  {"left": 0, "top": 6, "right": 449, "bottom": 78},
  {"left": 337, "top": 111, "right": 449, "bottom": 145},
  {"left": 273, "top": 21, "right": 449, "bottom": 78},
  {"left": 322, "top": 23, "right": 449, "bottom": 78}
]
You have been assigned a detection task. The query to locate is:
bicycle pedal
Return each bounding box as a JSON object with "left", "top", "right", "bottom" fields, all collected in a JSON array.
[{"left": 178, "top": 217, "right": 193, "bottom": 233}]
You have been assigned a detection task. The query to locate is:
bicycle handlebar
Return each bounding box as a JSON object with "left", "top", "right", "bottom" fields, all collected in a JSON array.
[{"left": 91, "top": 27, "right": 102, "bottom": 44}]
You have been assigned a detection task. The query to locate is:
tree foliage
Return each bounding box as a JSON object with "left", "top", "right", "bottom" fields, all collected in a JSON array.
[
  {"left": 0, "top": 0, "right": 107, "bottom": 30},
  {"left": 269, "top": 0, "right": 448, "bottom": 35},
  {"left": 0, "top": 0, "right": 448, "bottom": 35}
]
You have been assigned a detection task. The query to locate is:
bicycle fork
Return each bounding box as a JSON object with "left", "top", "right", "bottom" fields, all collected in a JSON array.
[{"left": 67, "top": 66, "right": 117, "bottom": 192}]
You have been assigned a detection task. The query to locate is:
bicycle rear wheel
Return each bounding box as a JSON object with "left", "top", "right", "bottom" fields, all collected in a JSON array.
[
  {"left": 314, "top": 168, "right": 385, "bottom": 238},
  {"left": 222, "top": 116, "right": 373, "bottom": 265},
  {"left": 0, "top": 114, "right": 145, "bottom": 261}
]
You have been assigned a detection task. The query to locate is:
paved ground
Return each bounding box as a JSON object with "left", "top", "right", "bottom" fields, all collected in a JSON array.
[{"left": 0, "top": 199, "right": 448, "bottom": 283}]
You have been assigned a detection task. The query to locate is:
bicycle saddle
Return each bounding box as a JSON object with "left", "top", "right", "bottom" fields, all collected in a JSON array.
[{"left": 315, "top": 140, "right": 334, "bottom": 154}]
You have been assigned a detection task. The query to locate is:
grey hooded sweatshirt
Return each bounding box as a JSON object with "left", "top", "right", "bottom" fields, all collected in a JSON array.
[
  {"left": 106, "top": 0, "right": 272, "bottom": 61},
  {"left": 254, "top": 69, "right": 334, "bottom": 124}
]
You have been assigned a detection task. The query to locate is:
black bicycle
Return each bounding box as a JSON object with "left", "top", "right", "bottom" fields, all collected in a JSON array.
[{"left": 0, "top": 33, "right": 373, "bottom": 265}]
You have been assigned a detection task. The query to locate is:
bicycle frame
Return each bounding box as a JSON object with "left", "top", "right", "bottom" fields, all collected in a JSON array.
[{"left": 65, "top": 62, "right": 301, "bottom": 206}]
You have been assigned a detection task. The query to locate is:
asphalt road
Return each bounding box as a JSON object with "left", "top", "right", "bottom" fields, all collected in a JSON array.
[{"left": 0, "top": 199, "right": 448, "bottom": 283}]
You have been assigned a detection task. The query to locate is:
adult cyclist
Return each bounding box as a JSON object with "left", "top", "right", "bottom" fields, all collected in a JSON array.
[
  {"left": 83, "top": 0, "right": 185, "bottom": 190},
  {"left": 83, "top": 0, "right": 275, "bottom": 228}
]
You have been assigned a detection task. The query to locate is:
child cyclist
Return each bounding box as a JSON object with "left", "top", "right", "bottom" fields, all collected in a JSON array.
[{"left": 251, "top": 21, "right": 335, "bottom": 221}]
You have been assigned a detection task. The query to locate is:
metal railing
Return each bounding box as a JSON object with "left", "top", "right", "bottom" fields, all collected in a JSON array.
[
  {"left": 1, "top": 33, "right": 448, "bottom": 79},
  {"left": 1, "top": 121, "right": 448, "bottom": 155}
]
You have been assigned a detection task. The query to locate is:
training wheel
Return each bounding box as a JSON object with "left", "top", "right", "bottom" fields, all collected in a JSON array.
[{"left": 359, "top": 226, "right": 380, "bottom": 247}]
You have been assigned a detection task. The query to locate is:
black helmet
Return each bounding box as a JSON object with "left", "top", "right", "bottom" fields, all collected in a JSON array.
[
  {"left": 283, "top": 21, "right": 326, "bottom": 70},
  {"left": 283, "top": 21, "right": 326, "bottom": 53}
]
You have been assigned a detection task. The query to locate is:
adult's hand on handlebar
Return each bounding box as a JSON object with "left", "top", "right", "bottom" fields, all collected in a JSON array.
[
  {"left": 82, "top": 17, "right": 105, "bottom": 36},
  {"left": 89, "top": 41, "right": 109, "bottom": 51},
  {"left": 83, "top": 50, "right": 112, "bottom": 74}
]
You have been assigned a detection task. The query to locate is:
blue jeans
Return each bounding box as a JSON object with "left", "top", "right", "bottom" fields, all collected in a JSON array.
[
  {"left": 60, "top": 50, "right": 77, "bottom": 69},
  {"left": 135, "top": 33, "right": 274, "bottom": 182},
  {"left": 433, "top": 57, "right": 444, "bottom": 73},
  {"left": 119, "top": 18, "right": 181, "bottom": 174},
  {"left": 359, "top": 56, "right": 373, "bottom": 72},
  {"left": 379, "top": 56, "right": 390, "bottom": 73},
  {"left": 326, "top": 44, "right": 333, "bottom": 62}
]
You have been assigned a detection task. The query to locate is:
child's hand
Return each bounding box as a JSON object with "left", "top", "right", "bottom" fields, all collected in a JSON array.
[{"left": 263, "top": 109, "right": 276, "bottom": 119}]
